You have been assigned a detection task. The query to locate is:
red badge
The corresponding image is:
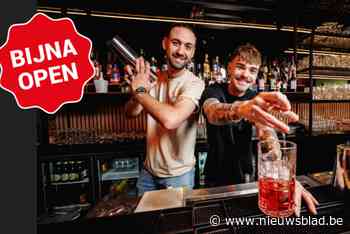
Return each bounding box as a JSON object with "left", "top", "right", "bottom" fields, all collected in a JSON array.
[{"left": 0, "top": 13, "right": 94, "bottom": 114}]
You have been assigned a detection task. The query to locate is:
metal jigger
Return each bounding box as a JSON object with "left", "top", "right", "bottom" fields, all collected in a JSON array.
[{"left": 107, "top": 35, "right": 157, "bottom": 83}]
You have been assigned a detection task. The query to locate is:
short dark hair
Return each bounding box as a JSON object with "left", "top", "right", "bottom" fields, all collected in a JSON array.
[
  {"left": 165, "top": 23, "right": 197, "bottom": 38},
  {"left": 229, "top": 43, "right": 262, "bottom": 66}
]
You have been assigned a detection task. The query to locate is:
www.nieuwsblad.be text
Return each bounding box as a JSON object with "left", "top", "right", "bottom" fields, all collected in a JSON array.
[{"left": 209, "top": 215, "right": 343, "bottom": 227}]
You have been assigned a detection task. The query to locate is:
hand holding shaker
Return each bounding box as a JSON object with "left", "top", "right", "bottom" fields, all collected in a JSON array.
[
  {"left": 107, "top": 35, "right": 157, "bottom": 83},
  {"left": 258, "top": 139, "right": 297, "bottom": 217}
]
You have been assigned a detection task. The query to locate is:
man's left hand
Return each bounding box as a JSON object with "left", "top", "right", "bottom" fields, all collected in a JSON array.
[
  {"left": 295, "top": 180, "right": 319, "bottom": 217},
  {"left": 237, "top": 92, "right": 299, "bottom": 133}
]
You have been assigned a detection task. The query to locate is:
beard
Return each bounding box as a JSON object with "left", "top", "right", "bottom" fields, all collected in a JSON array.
[
  {"left": 168, "top": 53, "right": 190, "bottom": 70},
  {"left": 229, "top": 75, "right": 254, "bottom": 96}
]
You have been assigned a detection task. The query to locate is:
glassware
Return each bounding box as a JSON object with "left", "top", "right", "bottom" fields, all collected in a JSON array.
[{"left": 258, "top": 139, "right": 297, "bottom": 217}]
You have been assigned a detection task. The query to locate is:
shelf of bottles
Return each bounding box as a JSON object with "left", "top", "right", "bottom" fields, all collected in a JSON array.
[
  {"left": 86, "top": 42, "right": 309, "bottom": 94},
  {"left": 45, "top": 35, "right": 350, "bottom": 146},
  {"left": 85, "top": 49, "right": 131, "bottom": 94},
  {"left": 190, "top": 52, "right": 302, "bottom": 95},
  {"left": 44, "top": 159, "right": 91, "bottom": 209}
]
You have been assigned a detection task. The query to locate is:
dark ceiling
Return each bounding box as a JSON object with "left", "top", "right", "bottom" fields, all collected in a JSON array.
[{"left": 37, "top": 0, "right": 350, "bottom": 28}]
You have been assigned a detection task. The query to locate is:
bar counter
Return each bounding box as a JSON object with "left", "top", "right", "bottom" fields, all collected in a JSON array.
[{"left": 38, "top": 172, "right": 350, "bottom": 233}]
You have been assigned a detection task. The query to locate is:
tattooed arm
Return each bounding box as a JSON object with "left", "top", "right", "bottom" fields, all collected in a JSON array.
[
  {"left": 202, "top": 92, "right": 298, "bottom": 133},
  {"left": 203, "top": 98, "right": 243, "bottom": 125}
]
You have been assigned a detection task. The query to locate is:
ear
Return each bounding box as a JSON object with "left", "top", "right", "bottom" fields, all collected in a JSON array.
[{"left": 162, "top": 37, "right": 167, "bottom": 50}]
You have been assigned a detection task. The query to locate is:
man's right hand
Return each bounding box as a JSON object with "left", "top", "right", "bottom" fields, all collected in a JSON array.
[
  {"left": 124, "top": 57, "right": 155, "bottom": 94},
  {"left": 236, "top": 92, "right": 299, "bottom": 133}
]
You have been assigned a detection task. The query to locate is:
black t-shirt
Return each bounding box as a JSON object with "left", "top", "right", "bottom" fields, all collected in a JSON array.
[{"left": 200, "top": 83, "right": 257, "bottom": 186}]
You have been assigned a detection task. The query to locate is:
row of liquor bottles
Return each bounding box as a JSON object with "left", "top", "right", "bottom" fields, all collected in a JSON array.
[
  {"left": 50, "top": 160, "right": 89, "bottom": 183},
  {"left": 191, "top": 53, "right": 298, "bottom": 92},
  {"left": 90, "top": 47, "right": 299, "bottom": 92}
]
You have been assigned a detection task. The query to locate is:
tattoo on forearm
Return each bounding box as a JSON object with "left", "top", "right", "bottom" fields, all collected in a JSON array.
[{"left": 203, "top": 98, "right": 242, "bottom": 125}]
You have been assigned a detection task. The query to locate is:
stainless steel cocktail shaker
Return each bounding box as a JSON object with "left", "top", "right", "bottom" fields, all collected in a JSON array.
[{"left": 108, "top": 35, "right": 157, "bottom": 82}]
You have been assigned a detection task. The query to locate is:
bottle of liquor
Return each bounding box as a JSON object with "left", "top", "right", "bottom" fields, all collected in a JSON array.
[
  {"left": 203, "top": 53, "right": 211, "bottom": 85},
  {"left": 281, "top": 79, "right": 288, "bottom": 93},
  {"left": 270, "top": 60, "right": 279, "bottom": 91},
  {"left": 211, "top": 56, "right": 220, "bottom": 83},
  {"left": 214, "top": 56, "right": 224, "bottom": 83},
  {"left": 289, "top": 73, "right": 297, "bottom": 92},
  {"left": 110, "top": 63, "right": 120, "bottom": 84},
  {"left": 257, "top": 71, "right": 265, "bottom": 92},
  {"left": 261, "top": 60, "right": 268, "bottom": 91},
  {"left": 105, "top": 52, "right": 113, "bottom": 81},
  {"left": 196, "top": 63, "right": 203, "bottom": 81},
  {"left": 289, "top": 56, "right": 297, "bottom": 92},
  {"left": 150, "top": 57, "right": 158, "bottom": 73}
]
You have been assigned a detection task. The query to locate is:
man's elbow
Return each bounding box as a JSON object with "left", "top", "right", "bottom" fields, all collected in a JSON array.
[{"left": 162, "top": 117, "right": 182, "bottom": 130}]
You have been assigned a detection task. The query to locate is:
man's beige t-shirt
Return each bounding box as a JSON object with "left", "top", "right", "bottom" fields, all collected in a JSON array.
[{"left": 144, "top": 70, "right": 205, "bottom": 177}]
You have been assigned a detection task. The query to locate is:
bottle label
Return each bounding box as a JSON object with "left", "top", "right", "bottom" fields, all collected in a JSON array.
[{"left": 258, "top": 79, "right": 265, "bottom": 91}]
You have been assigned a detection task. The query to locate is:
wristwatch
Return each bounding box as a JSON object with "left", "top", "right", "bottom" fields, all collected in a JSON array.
[{"left": 134, "top": 86, "right": 147, "bottom": 95}]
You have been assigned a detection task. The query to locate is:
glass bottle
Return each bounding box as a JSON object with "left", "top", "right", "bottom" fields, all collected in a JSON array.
[
  {"left": 150, "top": 57, "right": 158, "bottom": 73},
  {"left": 196, "top": 63, "right": 203, "bottom": 81},
  {"left": 105, "top": 52, "right": 113, "bottom": 81},
  {"left": 203, "top": 53, "right": 211, "bottom": 85}
]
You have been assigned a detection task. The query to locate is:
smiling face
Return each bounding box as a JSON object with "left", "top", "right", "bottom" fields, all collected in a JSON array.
[
  {"left": 162, "top": 26, "right": 196, "bottom": 72},
  {"left": 227, "top": 44, "right": 261, "bottom": 97},
  {"left": 227, "top": 56, "right": 260, "bottom": 96}
]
